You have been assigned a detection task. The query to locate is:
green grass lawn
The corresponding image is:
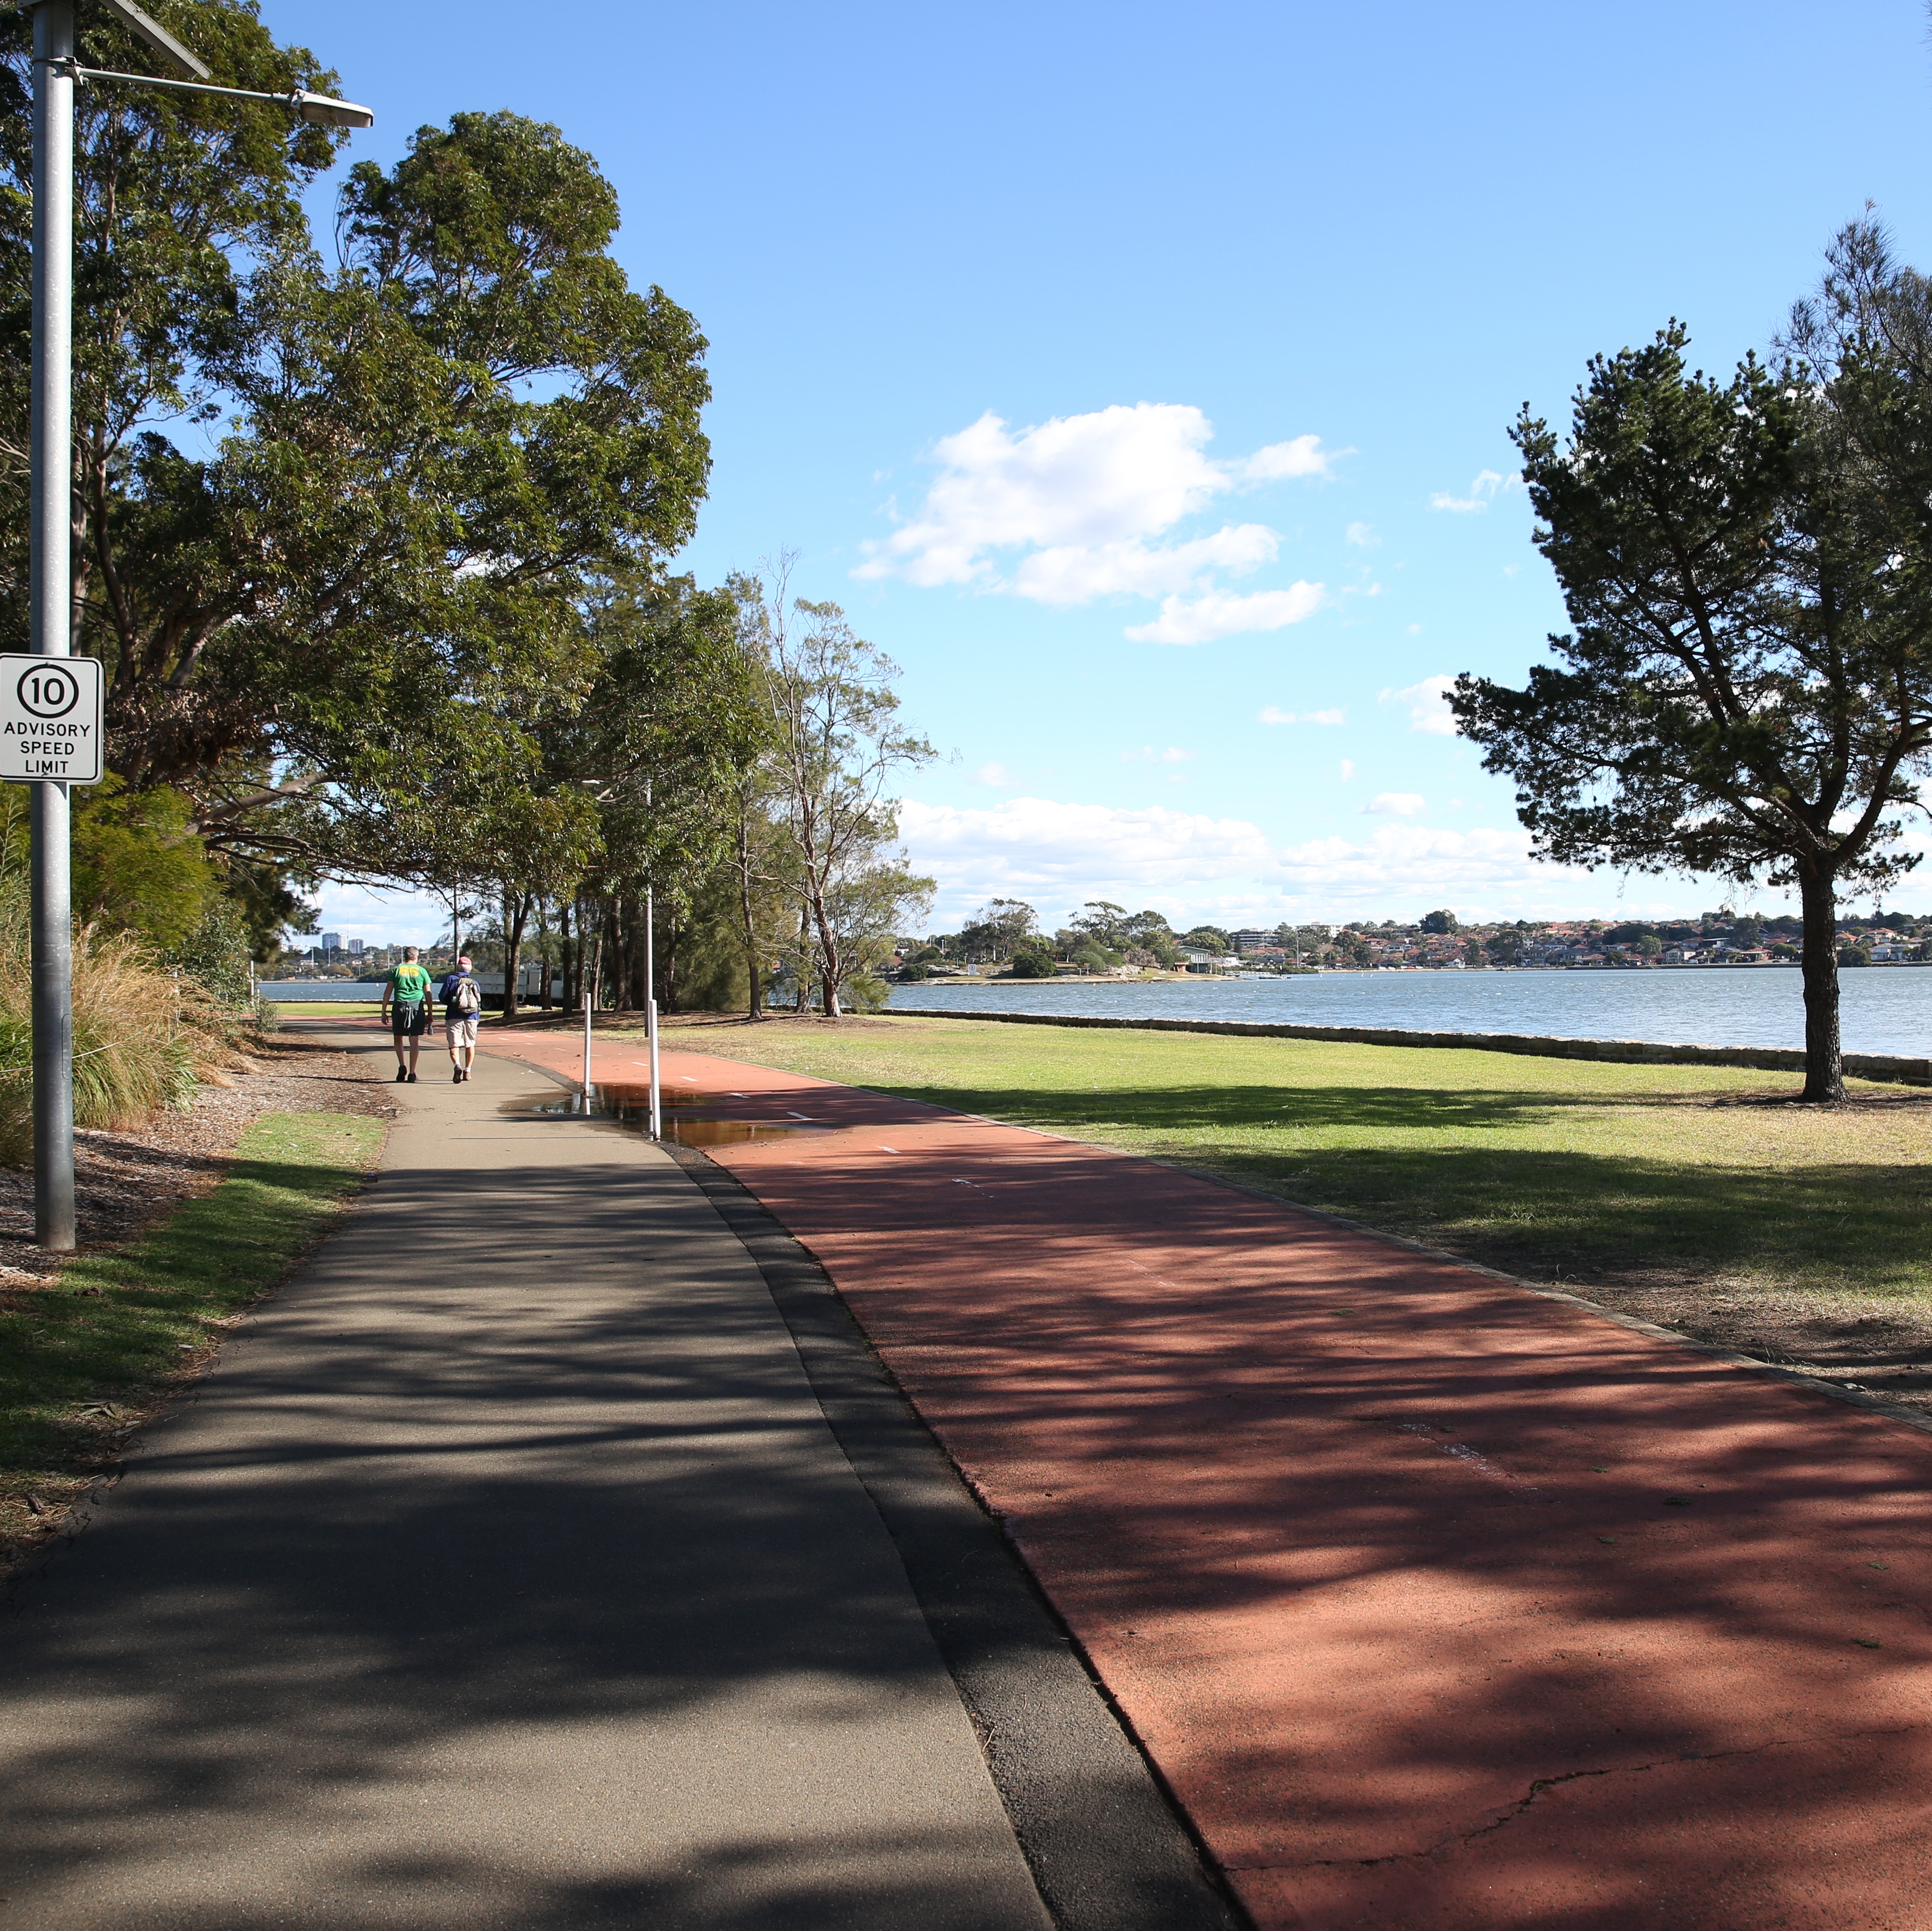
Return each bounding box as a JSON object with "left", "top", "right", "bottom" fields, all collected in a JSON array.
[
  {"left": 0, "top": 1110, "right": 384, "bottom": 1564},
  {"left": 687, "top": 1016, "right": 1932, "bottom": 1386}
]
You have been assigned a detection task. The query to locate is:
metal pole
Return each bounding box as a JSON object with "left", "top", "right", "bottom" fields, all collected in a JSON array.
[
  {"left": 645, "top": 884, "right": 660, "bottom": 1140},
  {"left": 581, "top": 927, "right": 594, "bottom": 1101},
  {"left": 30, "top": 1, "right": 75, "bottom": 1251}
]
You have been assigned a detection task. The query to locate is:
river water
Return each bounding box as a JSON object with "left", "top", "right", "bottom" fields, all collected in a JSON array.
[{"left": 888, "top": 968, "right": 1930, "bottom": 1058}]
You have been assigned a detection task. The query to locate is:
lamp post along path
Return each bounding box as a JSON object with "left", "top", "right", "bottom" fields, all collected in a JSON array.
[
  {"left": 18, "top": 0, "right": 371, "bottom": 1246},
  {"left": 28, "top": 0, "right": 76, "bottom": 1249}
]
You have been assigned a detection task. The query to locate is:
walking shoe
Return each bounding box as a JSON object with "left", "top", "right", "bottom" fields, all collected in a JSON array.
[
  {"left": 394, "top": 1066, "right": 407, "bottom": 1082},
  {"left": 408, "top": 1070, "right": 419, "bottom": 1082},
  {"left": 452, "top": 1066, "right": 462, "bottom": 1083}
]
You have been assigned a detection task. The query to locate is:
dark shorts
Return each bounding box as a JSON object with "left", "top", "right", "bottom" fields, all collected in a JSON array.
[{"left": 391, "top": 1003, "right": 431, "bottom": 1038}]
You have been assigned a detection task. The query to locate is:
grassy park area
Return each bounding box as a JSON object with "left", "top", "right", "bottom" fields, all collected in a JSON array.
[
  {"left": 0, "top": 1110, "right": 384, "bottom": 1570},
  {"left": 685, "top": 1014, "right": 1932, "bottom": 1399}
]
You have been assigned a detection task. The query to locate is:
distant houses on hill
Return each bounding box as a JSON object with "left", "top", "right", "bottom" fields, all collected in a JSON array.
[{"left": 893, "top": 905, "right": 1931, "bottom": 979}]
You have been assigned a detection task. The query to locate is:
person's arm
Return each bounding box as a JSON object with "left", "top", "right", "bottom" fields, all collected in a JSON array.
[{"left": 380, "top": 969, "right": 393, "bottom": 1022}]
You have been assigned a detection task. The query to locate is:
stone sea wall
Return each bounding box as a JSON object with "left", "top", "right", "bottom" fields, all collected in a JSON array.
[{"left": 889, "top": 1007, "right": 1931, "bottom": 1087}]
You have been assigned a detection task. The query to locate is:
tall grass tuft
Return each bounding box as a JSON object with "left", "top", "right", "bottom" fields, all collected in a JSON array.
[{"left": 0, "top": 887, "right": 258, "bottom": 1166}]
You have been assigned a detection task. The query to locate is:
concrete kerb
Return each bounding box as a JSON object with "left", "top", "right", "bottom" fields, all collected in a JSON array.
[
  {"left": 501, "top": 1058, "right": 1245, "bottom": 1931},
  {"left": 889, "top": 1005, "right": 1932, "bottom": 1086}
]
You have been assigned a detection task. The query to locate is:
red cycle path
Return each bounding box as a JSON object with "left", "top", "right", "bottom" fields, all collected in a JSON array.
[{"left": 487, "top": 1026, "right": 1932, "bottom": 1930}]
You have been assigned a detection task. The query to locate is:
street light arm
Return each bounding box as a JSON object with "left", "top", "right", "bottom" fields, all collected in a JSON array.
[{"left": 64, "top": 61, "right": 374, "bottom": 127}]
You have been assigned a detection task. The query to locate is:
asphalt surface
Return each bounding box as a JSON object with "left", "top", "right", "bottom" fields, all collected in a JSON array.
[
  {"left": 484, "top": 1025, "right": 1932, "bottom": 1931},
  {"left": 0, "top": 1030, "right": 1055, "bottom": 1930}
]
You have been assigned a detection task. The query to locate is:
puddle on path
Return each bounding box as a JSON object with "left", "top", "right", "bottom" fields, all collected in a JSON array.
[{"left": 501, "top": 1087, "right": 834, "bottom": 1147}]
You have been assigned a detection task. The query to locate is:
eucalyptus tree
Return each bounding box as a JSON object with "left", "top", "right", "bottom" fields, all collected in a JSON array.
[
  {"left": 1453, "top": 277, "right": 1932, "bottom": 1101},
  {"left": 541, "top": 575, "right": 768, "bottom": 1012},
  {"left": 736, "top": 578, "right": 934, "bottom": 1016}
]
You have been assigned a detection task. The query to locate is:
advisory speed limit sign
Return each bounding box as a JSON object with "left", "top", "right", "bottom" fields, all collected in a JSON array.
[{"left": 0, "top": 656, "right": 103, "bottom": 784}]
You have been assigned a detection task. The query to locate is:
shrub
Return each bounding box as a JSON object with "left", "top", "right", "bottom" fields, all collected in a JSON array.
[
  {"left": 842, "top": 972, "right": 891, "bottom": 1014},
  {"left": 162, "top": 898, "right": 258, "bottom": 1006}
]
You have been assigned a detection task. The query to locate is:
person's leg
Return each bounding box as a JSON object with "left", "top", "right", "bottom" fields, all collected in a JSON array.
[
  {"left": 392, "top": 1024, "right": 408, "bottom": 1080},
  {"left": 448, "top": 1014, "right": 462, "bottom": 1081}
]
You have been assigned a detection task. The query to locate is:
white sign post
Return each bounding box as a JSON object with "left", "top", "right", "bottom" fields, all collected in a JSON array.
[{"left": 0, "top": 655, "right": 104, "bottom": 786}]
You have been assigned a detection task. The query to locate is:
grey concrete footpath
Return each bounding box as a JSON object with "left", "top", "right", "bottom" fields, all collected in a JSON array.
[{"left": 0, "top": 1035, "right": 1052, "bottom": 1930}]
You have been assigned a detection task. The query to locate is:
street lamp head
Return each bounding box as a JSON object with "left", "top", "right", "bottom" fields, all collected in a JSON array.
[
  {"left": 96, "top": 0, "right": 210, "bottom": 79},
  {"left": 292, "top": 89, "right": 374, "bottom": 130}
]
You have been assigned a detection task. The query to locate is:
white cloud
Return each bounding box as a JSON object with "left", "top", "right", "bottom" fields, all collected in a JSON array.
[
  {"left": 1345, "top": 521, "right": 1377, "bottom": 547},
  {"left": 1124, "top": 582, "right": 1325, "bottom": 645},
  {"left": 1274, "top": 822, "right": 1591, "bottom": 907},
  {"left": 896, "top": 792, "right": 1617, "bottom": 928},
  {"left": 1364, "top": 792, "right": 1427, "bottom": 817},
  {"left": 1381, "top": 673, "right": 1459, "bottom": 736},
  {"left": 899, "top": 796, "right": 1277, "bottom": 917},
  {"left": 1258, "top": 705, "right": 1345, "bottom": 726},
  {"left": 1123, "top": 745, "right": 1195, "bottom": 763},
  {"left": 973, "top": 761, "right": 1016, "bottom": 786},
  {"left": 1430, "top": 468, "right": 1515, "bottom": 513},
  {"left": 1238, "top": 433, "right": 1334, "bottom": 481},
  {"left": 310, "top": 882, "right": 451, "bottom": 949},
  {"left": 855, "top": 402, "right": 1335, "bottom": 640},
  {"left": 1339, "top": 758, "right": 1356, "bottom": 781},
  {"left": 1014, "top": 524, "right": 1278, "bottom": 605}
]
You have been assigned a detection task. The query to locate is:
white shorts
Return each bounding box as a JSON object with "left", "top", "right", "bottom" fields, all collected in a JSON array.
[{"left": 445, "top": 1012, "right": 479, "bottom": 1049}]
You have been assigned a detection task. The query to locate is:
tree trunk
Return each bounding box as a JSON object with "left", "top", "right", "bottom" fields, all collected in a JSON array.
[
  {"left": 735, "top": 814, "right": 765, "bottom": 1021},
  {"left": 501, "top": 890, "right": 531, "bottom": 1023},
  {"left": 560, "top": 901, "right": 576, "bottom": 1012},
  {"left": 1798, "top": 866, "right": 1844, "bottom": 1102},
  {"left": 805, "top": 880, "right": 843, "bottom": 1016},
  {"left": 658, "top": 900, "right": 677, "bottom": 1014}
]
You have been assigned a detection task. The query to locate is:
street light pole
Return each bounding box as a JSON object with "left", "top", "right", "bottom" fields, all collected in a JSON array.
[
  {"left": 17, "top": 0, "right": 371, "bottom": 1247},
  {"left": 29, "top": 0, "right": 76, "bottom": 1249}
]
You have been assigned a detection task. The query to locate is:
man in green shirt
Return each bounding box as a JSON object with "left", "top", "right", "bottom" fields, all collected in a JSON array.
[{"left": 380, "top": 946, "right": 435, "bottom": 1083}]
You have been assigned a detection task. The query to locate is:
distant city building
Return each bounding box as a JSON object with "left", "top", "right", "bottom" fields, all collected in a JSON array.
[
  {"left": 319, "top": 931, "right": 342, "bottom": 952},
  {"left": 1230, "top": 928, "right": 1277, "bottom": 952},
  {"left": 348, "top": 937, "right": 365, "bottom": 957}
]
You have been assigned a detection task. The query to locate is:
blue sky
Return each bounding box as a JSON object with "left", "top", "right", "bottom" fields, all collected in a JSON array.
[{"left": 267, "top": 0, "right": 1932, "bottom": 944}]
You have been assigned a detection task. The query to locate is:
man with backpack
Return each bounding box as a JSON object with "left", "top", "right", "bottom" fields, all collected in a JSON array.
[
  {"left": 380, "top": 946, "right": 435, "bottom": 1083},
  {"left": 440, "top": 954, "right": 484, "bottom": 1083}
]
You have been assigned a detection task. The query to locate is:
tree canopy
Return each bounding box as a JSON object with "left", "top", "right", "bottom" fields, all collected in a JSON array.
[
  {"left": 0, "top": 4, "right": 710, "bottom": 901},
  {"left": 1452, "top": 243, "right": 1932, "bottom": 1100}
]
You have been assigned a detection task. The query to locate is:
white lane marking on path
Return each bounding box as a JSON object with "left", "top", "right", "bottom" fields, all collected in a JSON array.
[{"left": 877, "top": 1146, "right": 901, "bottom": 1153}]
